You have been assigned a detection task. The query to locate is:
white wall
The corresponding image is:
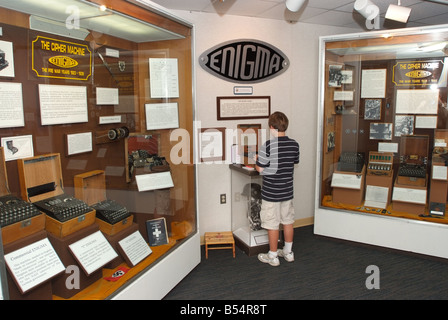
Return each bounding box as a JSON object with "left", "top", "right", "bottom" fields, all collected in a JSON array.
[{"left": 171, "top": 10, "right": 360, "bottom": 237}]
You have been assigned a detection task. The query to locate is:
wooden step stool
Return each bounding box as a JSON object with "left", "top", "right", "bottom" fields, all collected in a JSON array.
[{"left": 204, "top": 231, "right": 235, "bottom": 259}]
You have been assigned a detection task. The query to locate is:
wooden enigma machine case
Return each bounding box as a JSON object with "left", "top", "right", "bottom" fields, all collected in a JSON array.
[{"left": 17, "top": 153, "right": 95, "bottom": 237}]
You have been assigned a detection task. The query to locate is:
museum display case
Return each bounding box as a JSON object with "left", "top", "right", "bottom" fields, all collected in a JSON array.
[
  {"left": 0, "top": 0, "right": 198, "bottom": 300},
  {"left": 230, "top": 164, "right": 270, "bottom": 256},
  {"left": 315, "top": 24, "right": 448, "bottom": 259}
]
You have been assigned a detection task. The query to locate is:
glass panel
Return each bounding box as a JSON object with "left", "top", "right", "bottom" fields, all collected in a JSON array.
[
  {"left": 319, "top": 26, "right": 448, "bottom": 223},
  {"left": 0, "top": 0, "right": 195, "bottom": 299}
]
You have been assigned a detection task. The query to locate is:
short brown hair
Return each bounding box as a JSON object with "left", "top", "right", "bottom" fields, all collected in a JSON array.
[{"left": 268, "top": 111, "right": 289, "bottom": 132}]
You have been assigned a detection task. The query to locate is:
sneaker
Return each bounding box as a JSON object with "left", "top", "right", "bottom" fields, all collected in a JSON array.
[
  {"left": 258, "top": 253, "right": 280, "bottom": 266},
  {"left": 277, "top": 249, "right": 294, "bottom": 262}
]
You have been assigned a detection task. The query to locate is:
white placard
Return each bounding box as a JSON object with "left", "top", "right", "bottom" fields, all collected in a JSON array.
[
  {"left": 378, "top": 142, "right": 398, "bottom": 153},
  {"left": 96, "top": 87, "right": 119, "bottom": 105},
  {"left": 4, "top": 238, "right": 65, "bottom": 294},
  {"left": 99, "top": 115, "right": 122, "bottom": 124},
  {"left": 145, "top": 102, "right": 179, "bottom": 130},
  {"left": 0, "top": 82, "right": 24, "bottom": 128},
  {"left": 118, "top": 231, "right": 152, "bottom": 267},
  {"left": 67, "top": 132, "right": 92, "bottom": 155},
  {"left": 1, "top": 134, "right": 34, "bottom": 161},
  {"left": 331, "top": 172, "right": 362, "bottom": 189},
  {"left": 396, "top": 89, "right": 439, "bottom": 114},
  {"left": 135, "top": 171, "right": 174, "bottom": 192},
  {"left": 415, "top": 116, "right": 437, "bottom": 128},
  {"left": 361, "top": 69, "right": 386, "bottom": 98},
  {"left": 364, "top": 185, "right": 389, "bottom": 209},
  {"left": 68, "top": 231, "right": 118, "bottom": 276},
  {"left": 39, "top": 84, "right": 88, "bottom": 125},
  {"left": 333, "top": 91, "right": 353, "bottom": 101},
  {"left": 392, "top": 187, "right": 427, "bottom": 204},
  {"left": 149, "top": 58, "right": 179, "bottom": 98},
  {"left": 432, "top": 165, "right": 447, "bottom": 180}
]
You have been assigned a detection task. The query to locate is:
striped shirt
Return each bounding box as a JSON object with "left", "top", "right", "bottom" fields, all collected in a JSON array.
[{"left": 256, "top": 136, "right": 300, "bottom": 202}]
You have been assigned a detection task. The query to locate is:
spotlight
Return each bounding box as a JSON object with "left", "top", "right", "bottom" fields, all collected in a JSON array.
[
  {"left": 385, "top": 1, "right": 411, "bottom": 23},
  {"left": 354, "top": 0, "right": 380, "bottom": 20},
  {"left": 286, "top": 0, "right": 306, "bottom": 12}
]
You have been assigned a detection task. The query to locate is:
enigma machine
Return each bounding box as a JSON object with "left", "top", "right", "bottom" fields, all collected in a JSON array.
[{"left": 367, "top": 151, "right": 393, "bottom": 177}]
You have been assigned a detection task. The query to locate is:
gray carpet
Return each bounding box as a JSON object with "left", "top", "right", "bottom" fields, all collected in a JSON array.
[{"left": 164, "top": 225, "right": 448, "bottom": 300}]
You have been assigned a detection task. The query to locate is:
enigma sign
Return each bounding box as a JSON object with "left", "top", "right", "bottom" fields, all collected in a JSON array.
[{"left": 199, "top": 39, "right": 290, "bottom": 83}]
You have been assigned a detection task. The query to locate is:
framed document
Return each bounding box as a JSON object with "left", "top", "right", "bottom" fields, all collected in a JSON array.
[
  {"left": 149, "top": 58, "right": 179, "bottom": 98},
  {"left": 38, "top": 84, "right": 88, "bottom": 125},
  {"left": 145, "top": 102, "right": 179, "bottom": 130},
  {"left": 361, "top": 69, "right": 386, "bottom": 98},
  {"left": 199, "top": 127, "right": 225, "bottom": 162},
  {"left": 217, "top": 96, "right": 270, "bottom": 120}
]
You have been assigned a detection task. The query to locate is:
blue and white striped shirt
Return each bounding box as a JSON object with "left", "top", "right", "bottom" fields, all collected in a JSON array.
[{"left": 256, "top": 136, "right": 300, "bottom": 202}]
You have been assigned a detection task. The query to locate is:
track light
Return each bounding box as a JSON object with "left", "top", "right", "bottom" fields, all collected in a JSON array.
[
  {"left": 285, "top": 0, "right": 306, "bottom": 12},
  {"left": 354, "top": 0, "right": 380, "bottom": 20},
  {"left": 385, "top": 0, "right": 412, "bottom": 23}
]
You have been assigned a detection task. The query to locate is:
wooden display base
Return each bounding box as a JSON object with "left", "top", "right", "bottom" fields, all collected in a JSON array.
[
  {"left": 3, "top": 230, "right": 53, "bottom": 300},
  {"left": 47, "top": 223, "right": 103, "bottom": 299},
  {"left": 331, "top": 165, "right": 366, "bottom": 206},
  {"left": 1, "top": 213, "right": 45, "bottom": 246},
  {"left": 96, "top": 215, "right": 134, "bottom": 236},
  {"left": 204, "top": 231, "right": 235, "bottom": 259},
  {"left": 45, "top": 210, "right": 96, "bottom": 238}
]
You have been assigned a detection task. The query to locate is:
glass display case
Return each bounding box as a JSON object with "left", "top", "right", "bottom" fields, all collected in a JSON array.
[
  {"left": 0, "top": 0, "right": 198, "bottom": 300},
  {"left": 315, "top": 24, "right": 448, "bottom": 259},
  {"left": 230, "top": 164, "right": 270, "bottom": 256}
]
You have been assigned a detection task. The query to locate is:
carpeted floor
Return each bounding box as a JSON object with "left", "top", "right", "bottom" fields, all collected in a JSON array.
[{"left": 163, "top": 225, "right": 448, "bottom": 300}]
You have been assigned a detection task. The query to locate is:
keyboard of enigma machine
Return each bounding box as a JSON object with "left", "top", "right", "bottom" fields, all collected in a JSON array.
[
  {"left": 398, "top": 164, "right": 427, "bottom": 178},
  {"left": 0, "top": 194, "right": 42, "bottom": 228},
  {"left": 91, "top": 199, "right": 130, "bottom": 225},
  {"left": 33, "top": 194, "right": 92, "bottom": 222}
]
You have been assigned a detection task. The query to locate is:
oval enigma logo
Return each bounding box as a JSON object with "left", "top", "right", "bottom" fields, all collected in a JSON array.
[
  {"left": 48, "top": 56, "right": 79, "bottom": 68},
  {"left": 199, "top": 39, "right": 289, "bottom": 83},
  {"left": 405, "top": 70, "right": 432, "bottom": 79}
]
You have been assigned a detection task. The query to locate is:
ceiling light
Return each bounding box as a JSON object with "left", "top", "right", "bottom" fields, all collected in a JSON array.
[
  {"left": 285, "top": 0, "right": 306, "bottom": 12},
  {"left": 354, "top": 0, "right": 380, "bottom": 20},
  {"left": 385, "top": 0, "right": 412, "bottom": 23}
]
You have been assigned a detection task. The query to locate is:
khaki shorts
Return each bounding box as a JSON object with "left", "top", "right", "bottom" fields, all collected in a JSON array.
[{"left": 260, "top": 199, "right": 295, "bottom": 230}]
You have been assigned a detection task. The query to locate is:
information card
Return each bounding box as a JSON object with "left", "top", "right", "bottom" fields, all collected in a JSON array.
[
  {"left": 68, "top": 231, "right": 118, "bottom": 276},
  {"left": 4, "top": 238, "right": 65, "bottom": 294}
]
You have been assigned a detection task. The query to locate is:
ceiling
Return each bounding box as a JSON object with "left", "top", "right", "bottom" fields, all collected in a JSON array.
[{"left": 147, "top": 0, "right": 448, "bottom": 31}]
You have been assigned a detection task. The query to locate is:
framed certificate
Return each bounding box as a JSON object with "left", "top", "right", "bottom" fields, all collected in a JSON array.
[{"left": 217, "top": 96, "right": 270, "bottom": 120}]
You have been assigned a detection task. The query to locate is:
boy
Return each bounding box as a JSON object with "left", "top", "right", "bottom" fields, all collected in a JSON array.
[{"left": 255, "top": 112, "right": 300, "bottom": 266}]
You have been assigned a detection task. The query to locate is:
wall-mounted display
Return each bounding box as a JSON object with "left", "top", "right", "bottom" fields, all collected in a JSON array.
[{"left": 315, "top": 24, "right": 448, "bottom": 260}]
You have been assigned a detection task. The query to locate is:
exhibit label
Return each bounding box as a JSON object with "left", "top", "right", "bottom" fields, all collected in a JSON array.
[
  {"left": 392, "top": 59, "right": 446, "bottom": 86},
  {"left": 199, "top": 39, "right": 289, "bottom": 83},
  {"left": 32, "top": 36, "right": 92, "bottom": 81}
]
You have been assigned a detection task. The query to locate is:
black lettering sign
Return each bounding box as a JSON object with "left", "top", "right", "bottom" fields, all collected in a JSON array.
[{"left": 199, "top": 39, "right": 289, "bottom": 83}]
